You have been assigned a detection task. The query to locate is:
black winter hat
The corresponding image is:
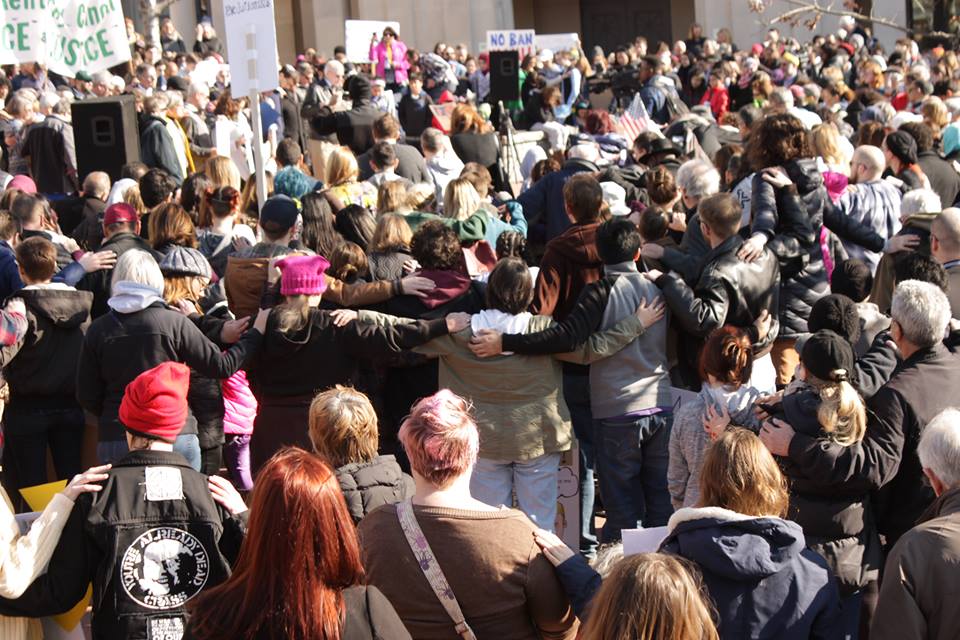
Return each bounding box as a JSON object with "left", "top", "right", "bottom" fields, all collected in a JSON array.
[
  {"left": 831, "top": 259, "right": 873, "bottom": 302},
  {"left": 885, "top": 130, "right": 918, "bottom": 165},
  {"left": 259, "top": 195, "right": 300, "bottom": 233},
  {"left": 801, "top": 330, "right": 857, "bottom": 384},
  {"left": 808, "top": 294, "right": 861, "bottom": 345}
]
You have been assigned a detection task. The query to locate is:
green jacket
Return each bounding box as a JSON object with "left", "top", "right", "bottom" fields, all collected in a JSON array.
[{"left": 359, "top": 310, "right": 646, "bottom": 461}]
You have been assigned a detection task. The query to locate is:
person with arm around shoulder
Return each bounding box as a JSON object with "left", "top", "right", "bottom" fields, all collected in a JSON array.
[
  {"left": 872, "top": 408, "right": 960, "bottom": 640},
  {"left": 358, "top": 390, "right": 579, "bottom": 640}
]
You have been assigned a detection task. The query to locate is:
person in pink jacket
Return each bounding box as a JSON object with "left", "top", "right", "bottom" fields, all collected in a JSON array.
[
  {"left": 369, "top": 26, "right": 409, "bottom": 90},
  {"left": 222, "top": 369, "right": 258, "bottom": 491}
]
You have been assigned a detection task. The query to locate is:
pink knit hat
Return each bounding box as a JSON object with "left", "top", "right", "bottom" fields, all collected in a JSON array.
[
  {"left": 276, "top": 254, "right": 330, "bottom": 296},
  {"left": 7, "top": 175, "right": 37, "bottom": 194}
]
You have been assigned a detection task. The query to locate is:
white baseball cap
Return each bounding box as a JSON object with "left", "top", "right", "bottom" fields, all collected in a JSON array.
[{"left": 601, "top": 182, "right": 631, "bottom": 216}]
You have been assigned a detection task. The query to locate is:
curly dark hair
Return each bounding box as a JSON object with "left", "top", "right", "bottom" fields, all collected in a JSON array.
[
  {"left": 410, "top": 220, "right": 462, "bottom": 271},
  {"left": 747, "top": 113, "right": 812, "bottom": 170}
]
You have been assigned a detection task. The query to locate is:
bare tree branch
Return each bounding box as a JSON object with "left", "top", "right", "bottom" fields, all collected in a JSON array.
[{"left": 749, "top": 0, "right": 911, "bottom": 34}]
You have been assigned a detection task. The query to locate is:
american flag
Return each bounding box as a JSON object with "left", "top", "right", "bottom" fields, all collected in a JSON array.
[{"left": 618, "top": 94, "right": 660, "bottom": 143}]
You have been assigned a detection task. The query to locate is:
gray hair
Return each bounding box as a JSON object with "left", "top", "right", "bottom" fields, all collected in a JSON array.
[
  {"left": 853, "top": 145, "right": 885, "bottom": 178},
  {"left": 5, "top": 92, "right": 33, "bottom": 118},
  {"left": 891, "top": 279, "right": 951, "bottom": 348},
  {"left": 918, "top": 408, "right": 960, "bottom": 488},
  {"left": 143, "top": 92, "right": 169, "bottom": 115},
  {"left": 769, "top": 86, "right": 795, "bottom": 110},
  {"left": 186, "top": 81, "right": 209, "bottom": 100},
  {"left": 420, "top": 127, "right": 447, "bottom": 154},
  {"left": 39, "top": 91, "right": 60, "bottom": 112},
  {"left": 83, "top": 171, "right": 111, "bottom": 200},
  {"left": 900, "top": 189, "right": 941, "bottom": 218},
  {"left": 92, "top": 71, "right": 112, "bottom": 86},
  {"left": 111, "top": 250, "right": 164, "bottom": 295},
  {"left": 676, "top": 160, "right": 720, "bottom": 200},
  {"left": 933, "top": 208, "right": 960, "bottom": 254}
]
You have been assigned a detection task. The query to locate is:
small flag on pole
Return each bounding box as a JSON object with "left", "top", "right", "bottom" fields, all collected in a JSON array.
[{"left": 618, "top": 94, "right": 661, "bottom": 142}]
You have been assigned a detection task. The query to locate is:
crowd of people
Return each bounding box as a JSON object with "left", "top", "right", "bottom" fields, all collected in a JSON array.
[{"left": 0, "top": 12, "right": 959, "bottom": 640}]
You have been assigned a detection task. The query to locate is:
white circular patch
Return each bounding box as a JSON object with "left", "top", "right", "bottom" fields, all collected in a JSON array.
[{"left": 120, "top": 528, "right": 210, "bottom": 610}]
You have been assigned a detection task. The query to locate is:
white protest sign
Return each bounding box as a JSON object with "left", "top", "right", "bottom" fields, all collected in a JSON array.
[
  {"left": 222, "top": 0, "right": 279, "bottom": 95},
  {"left": 345, "top": 19, "right": 400, "bottom": 63},
  {"left": 0, "top": 0, "right": 131, "bottom": 78},
  {"left": 486, "top": 29, "right": 535, "bottom": 57},
  {"left": 534, "top": 32, "right": 581, "bottom": 54},
  {"left": 622, "top": 526, "right": 669, "bottom": 555}
]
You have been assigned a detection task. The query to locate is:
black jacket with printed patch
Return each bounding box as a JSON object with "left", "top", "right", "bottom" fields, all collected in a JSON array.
[{"left": 0, "top": 449, "right": 247, "bottom": 639}]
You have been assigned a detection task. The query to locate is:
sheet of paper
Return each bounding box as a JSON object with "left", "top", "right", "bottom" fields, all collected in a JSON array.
[
  {"left": 20, "top": 480, "right": 92, "bottom": 632},
  {"left": 19, "top": 480, "right": 67, "bottom": 512},
  {"left": 622, "top": 526, "right": 669, "bottom": 555},
  {"left": 52, "top": 585, "right": 92, "bottom": 632}
]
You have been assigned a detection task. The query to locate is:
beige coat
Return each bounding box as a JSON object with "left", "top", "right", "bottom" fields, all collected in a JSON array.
[
  {"left": 946, "top": 262, "right": 960, "bottom": 319},
  {"left": 0, "top": 491, "right": 76, "bottom": 640},
  {"left": 359, "top": 311, "right": 646, "bottom": 461},
  {"left": 872, "top": 487, "right": 960, "bottom": 640}
]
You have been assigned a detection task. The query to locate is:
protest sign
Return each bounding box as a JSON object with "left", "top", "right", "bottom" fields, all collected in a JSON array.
[
  {"left": 345, "top": 20, "right": 400, "bottom": 63},
  {"left": 486, "top": 29, "right": 535, "bottom": 57},
  {"left": 0, "top": 0, "right": 131, "bottom": 78},
  {"left": 222, "top": 0, "right": 279, "bottom": 96},
  {"left": 534, "top": 32, "right": 580, "bottom": 54}
]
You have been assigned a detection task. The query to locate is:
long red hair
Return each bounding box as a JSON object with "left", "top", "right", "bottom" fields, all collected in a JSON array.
[{"left": 187, "top": 448, "right": 364, "bottom": 640}]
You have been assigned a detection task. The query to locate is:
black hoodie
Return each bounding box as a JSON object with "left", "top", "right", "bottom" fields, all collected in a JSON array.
[
  {"left": 0, "top": 286, "right": 92, "bottom": 406},
  {"left": 310, "top": 76, "right": 380, "bottom": 155}
]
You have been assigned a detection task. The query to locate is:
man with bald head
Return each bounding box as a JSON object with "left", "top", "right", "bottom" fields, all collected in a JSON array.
[
  {"left": 833, "top": 145, "right": 904, "bottom": 273},
  {"left": 64, "top": 171, "right": 111, "bottom": 249},
  {"left": 931, "top": 207, "right": 960, "bottom": 317}
]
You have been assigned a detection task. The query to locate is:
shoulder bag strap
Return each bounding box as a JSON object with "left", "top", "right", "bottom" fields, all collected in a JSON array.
[{"left": 396, "top": 500, "right": 478, "bottom": 640}]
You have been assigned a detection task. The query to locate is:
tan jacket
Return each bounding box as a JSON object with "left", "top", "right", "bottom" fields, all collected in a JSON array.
[
  {"left": 872, "top": 487, "right": 960, "bottom": 640},
  {"left": 224, "top": 255, "right": 399, "bottom": 318},
  {"left": 946, "top": 262, "right": 960, "bottom": 319},
  {"left": 360, "top": 311, "right": 646, "bottom": 461}
]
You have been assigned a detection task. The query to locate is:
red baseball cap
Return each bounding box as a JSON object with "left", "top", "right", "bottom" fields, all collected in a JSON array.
[{"left": 103, "top": 203, "right": 139, "bottom": 227}]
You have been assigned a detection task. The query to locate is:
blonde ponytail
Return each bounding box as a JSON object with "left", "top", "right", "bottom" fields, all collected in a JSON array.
[{"left": 816, "top": 374, "right": 866, "bottom": 446}]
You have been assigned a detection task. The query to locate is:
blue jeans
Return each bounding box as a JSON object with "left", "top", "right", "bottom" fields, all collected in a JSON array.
[
  {"left": 471, "top": 452, "right": 561, "bottom": 529},
  {"left": 594, "top": 412, "right": 673, "bottom": 543},
  {"left": 563, "top": 373, "right": 598, "bottom": 557},
  {"left": 3, "top": 405, "right": 84, "bottom": 496},
  {"left": 840, "top": 590, "right": 863, "bottom": 640},
  {"left": 97, "top": 434, "right": 201, "bottom": 471},
  {"left": 173, "top": 434, "right": 201, "bottom": 471}
]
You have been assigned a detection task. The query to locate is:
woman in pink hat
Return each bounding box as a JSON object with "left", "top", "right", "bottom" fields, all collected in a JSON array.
[{"left": 246, "top": 254, "right": 469, "bottom": 474}]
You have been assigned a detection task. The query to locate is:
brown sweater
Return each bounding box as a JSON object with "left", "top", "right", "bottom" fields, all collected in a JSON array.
[{"left": 358, "top": 504, "right": 578, "bottom": 640}]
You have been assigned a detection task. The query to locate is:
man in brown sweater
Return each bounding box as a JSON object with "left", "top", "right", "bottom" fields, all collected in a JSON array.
[{"left": 530, "top": 174, "right": 604, "bottom": 559}]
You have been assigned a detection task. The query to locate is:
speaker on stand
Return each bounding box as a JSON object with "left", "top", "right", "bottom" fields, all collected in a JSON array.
[{"left": 72, "top": 95, "right": 140, "bottom": 182}]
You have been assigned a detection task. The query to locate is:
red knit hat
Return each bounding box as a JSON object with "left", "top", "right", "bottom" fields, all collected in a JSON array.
[
  {"left": 119, "top": 362, "right": 191, "bottom": 443},
  {"left": 276, "top": 254, "right": 331, "bottom": 296}
]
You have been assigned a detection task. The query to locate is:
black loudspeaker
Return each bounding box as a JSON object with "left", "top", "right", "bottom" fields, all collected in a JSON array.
[
  {"left": 489, "top": 50, "right": 520, "bottom": 103},
  {"left": 72, "top": 95, "right": 140, "bottom": 182}
]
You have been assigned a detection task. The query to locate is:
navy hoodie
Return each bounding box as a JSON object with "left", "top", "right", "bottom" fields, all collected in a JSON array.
[{"left": 661, "top": 507, "right": 842, "bottom": 640}]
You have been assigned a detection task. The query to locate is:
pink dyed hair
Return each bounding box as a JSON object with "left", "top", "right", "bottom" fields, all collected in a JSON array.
[{"left": 399, "top": 389, "right": 480, "bottom": 487}]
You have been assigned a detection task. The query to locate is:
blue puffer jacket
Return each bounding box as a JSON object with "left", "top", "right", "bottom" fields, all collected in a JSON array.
[
  {"left": 661, "top": 507, "right": 843, "bottom": 640},
  {"left": 517, "top": 158, "right": 599, "bottom": 244}
]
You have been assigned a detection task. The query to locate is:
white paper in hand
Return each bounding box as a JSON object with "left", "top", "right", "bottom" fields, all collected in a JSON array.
[{"left": 622, "top": 526, "right": 669, "bottom": 555}]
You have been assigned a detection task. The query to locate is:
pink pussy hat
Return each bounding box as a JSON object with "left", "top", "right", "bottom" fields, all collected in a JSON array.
[{"left": 276, "top": 254, "right": 331, "bottom": 296}]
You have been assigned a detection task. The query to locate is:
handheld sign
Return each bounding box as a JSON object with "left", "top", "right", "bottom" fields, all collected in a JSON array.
[
  {"left": 0, "top": 0, "right": 131, "bottom": 77},
  {"left": 222, "top": 0, "right": 279, "bottom": 96},
  {"left": 486, "top": 29, "right": 535, "bottom": 58}
]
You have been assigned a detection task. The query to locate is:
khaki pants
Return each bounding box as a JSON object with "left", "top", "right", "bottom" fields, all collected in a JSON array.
[{"left": 771, "top": 337, "right": 800, "bottom": 388}]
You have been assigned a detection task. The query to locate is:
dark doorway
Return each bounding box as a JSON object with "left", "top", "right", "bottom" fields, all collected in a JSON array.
[{"left": 578, "top": 0, "right": 674, "bottom": 54}]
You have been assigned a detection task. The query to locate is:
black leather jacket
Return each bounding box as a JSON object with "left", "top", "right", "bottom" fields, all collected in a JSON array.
[
  {"left": 0, "top": 450, "right": 247, "bottom": 639},
  {"left": 657, "top": 234, "right": 780, "bottom": 353}
]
